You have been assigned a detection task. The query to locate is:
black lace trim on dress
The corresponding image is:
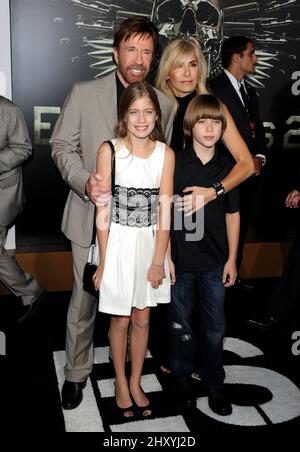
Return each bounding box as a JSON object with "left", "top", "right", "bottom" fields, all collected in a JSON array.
[{"left": 112, "top": 185, "right": 159, "bottom": 227}]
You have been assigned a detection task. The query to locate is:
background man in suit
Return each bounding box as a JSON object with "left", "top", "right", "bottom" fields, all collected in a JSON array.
[
  {"left": 0, "top": 96, "right": 45, "bottom": 324},
  {"left": 247, "top": 186, "right": 300, "bottom": 329},
  {"left": 210, "top": 36, "right": 267, "bottom": 291},
  {"left": 50, "top": 17, "right": 176, "bottom": 410}
]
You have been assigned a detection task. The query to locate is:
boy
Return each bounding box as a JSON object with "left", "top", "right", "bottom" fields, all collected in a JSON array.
[{"left": 168, "top": 94, "right": 240, "bottom": 416}]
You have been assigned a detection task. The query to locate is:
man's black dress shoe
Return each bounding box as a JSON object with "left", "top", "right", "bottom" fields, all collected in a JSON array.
[
  {"left": 182, "top": 392, "right": 196, "bottom": 409},
  {"left": 16, "top": 290, "right": 47, "bottom": 324},
  {"left": 61, "top": 380, "right": 87, "bottom": 410},
  {"left": 178, "top": 375, "right": 196, "bottom": 409},
  {"left": 246, "top": 315, "right": 278, "bottom": 330},
  {"left": 235, "top": 277, "right": 254, "bottom": 291},
  {"left": 208, "top": 388, "right": 232, "bottom": 416}
]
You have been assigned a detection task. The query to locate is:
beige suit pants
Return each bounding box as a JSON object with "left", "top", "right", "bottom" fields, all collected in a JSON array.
[{"left": 64, "top": 241, "right": 98, "bottom": 382}]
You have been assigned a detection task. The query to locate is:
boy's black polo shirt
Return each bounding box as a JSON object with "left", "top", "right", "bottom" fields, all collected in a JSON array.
[{"left": 171, "top": 144, "right": 240, "bottom": 272}]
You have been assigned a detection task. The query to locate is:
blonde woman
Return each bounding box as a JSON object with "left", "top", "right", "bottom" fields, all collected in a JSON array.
[
  {"left": 156, "top": 37, "right": 254, "bottom": 204},
  {"left": 156, "top": 37, "right": 208, "bottom": 154}
]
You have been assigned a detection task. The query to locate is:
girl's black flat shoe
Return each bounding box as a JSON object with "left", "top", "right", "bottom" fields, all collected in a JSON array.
[
  {"left": 134, "top": 401, "right": 152, "bottom": 418},
  {"left": 114, "top": 382, "right": 135, "bottom": 419},
  {"left": 115, "top": 401, "right": 135, "bottom": 419}
]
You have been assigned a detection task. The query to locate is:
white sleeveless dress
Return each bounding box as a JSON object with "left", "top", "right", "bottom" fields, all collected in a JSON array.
[{"left": 98, "top": 139, "right": 171, "bottom": 316}]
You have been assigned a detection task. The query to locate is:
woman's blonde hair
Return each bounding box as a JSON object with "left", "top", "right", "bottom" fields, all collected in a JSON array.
[
  {"left": 155, "top": 37, "right": 209, "bottom": 106},
  {"left": 183, "top": 94, "right": 227, "bottom": 138}
]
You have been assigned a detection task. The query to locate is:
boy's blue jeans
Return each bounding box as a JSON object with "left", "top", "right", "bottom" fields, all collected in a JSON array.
[{"left": 167, "top": 268, "right": 226, "bottom": 389}]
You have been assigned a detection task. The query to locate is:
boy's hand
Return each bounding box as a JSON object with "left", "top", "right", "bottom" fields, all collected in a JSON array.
[
  {"left": 168, "top": 258, "right": 176, "bottom": 285},
  {"left": 222, "top": 259, "right": 237, "bottom": 287}
]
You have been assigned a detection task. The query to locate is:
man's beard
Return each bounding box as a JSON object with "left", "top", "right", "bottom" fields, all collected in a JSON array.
[{"left": 121, "top": 64, "right": 149, "bottom": 84}]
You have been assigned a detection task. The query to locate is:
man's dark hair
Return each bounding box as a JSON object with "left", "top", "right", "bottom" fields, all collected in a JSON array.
[
  {"left": 221, "top": 36, "right": 254, "bottom": 69},
  {"left": 113, "top": 17, "right": 159, "bottom": 52}
]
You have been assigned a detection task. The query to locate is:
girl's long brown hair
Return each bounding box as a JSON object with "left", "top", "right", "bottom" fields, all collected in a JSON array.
[{"left": 116, "top": 82, "right": 164, "bottom": 142}]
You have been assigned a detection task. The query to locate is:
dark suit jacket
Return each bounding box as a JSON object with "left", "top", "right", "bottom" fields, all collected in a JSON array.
[{"left": 210, "top": 71, "right": 267, "bottom": 157}]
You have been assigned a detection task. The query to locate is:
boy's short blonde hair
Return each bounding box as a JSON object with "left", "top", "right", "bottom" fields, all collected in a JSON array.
[{"left": 183, "top": 94, "right": 227, "bottom": 138}]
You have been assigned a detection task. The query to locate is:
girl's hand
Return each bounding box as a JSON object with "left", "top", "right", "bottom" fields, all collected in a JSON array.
[
  {"left": 93, "top": 264, "right": 104, "bottom": 290},
  {"left": 168, "top": 258, "right": 176, "bottom": 285},
  {"left": 147, "top": 264, "right": 165, "bottom": 289}
]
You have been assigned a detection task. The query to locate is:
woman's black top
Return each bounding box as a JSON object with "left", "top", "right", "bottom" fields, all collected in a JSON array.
[{"left": 170, "top": 91, "right": 195, "bottom": 153}]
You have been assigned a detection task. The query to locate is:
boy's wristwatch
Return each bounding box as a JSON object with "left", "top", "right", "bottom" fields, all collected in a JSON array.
[{"left": 212, "top": 181, "right": 225, "bottom": 198}]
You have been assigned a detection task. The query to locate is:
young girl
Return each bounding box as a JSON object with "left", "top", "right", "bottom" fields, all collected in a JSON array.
[{"left": 93, "top": 82, "right": 175, "bottom": 419}]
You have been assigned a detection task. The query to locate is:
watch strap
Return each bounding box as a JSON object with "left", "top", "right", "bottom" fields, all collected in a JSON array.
[{"left": 212, "top": 181, "right": 225, "bottom": 198}]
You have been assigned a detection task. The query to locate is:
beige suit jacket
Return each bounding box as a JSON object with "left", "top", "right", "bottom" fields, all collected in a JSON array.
[
  {"left": 50, "top": 72, "right": 176, "bottom": 247},
  {"left": 0, "top": 96, "right": 32, "bottom": 227}
]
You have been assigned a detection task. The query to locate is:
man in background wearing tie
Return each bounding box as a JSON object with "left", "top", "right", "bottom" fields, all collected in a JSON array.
[{"left": 210, "top": 36, "right": 267, "bottom": 290}]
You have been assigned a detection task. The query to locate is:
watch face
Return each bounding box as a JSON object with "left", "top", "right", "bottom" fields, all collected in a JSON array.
[
  {"left": 214, "top": 182, "right": 222, "bottom": 189},
  {"left": 213, "top": 182, "right": 224, "bottom": 196}
]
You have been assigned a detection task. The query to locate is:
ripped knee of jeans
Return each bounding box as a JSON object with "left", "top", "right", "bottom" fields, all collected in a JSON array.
[{"left": 171, "top": 322, "right": 191, "bottom": 342}]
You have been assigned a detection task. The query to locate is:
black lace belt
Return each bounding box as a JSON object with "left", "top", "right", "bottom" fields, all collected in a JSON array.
[{"left": 112, "top": 185, "right": 159, "bottom": 227}]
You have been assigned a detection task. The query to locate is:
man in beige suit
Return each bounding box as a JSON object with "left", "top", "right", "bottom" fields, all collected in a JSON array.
[
  {"left": 0, "top": 96, "right": 45, "bottom": 324},
  {"left": 50, "top": 17, "right": 176, "bottom": 410}
]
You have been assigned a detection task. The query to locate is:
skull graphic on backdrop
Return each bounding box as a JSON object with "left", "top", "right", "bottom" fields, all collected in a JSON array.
[
  {"left": 151, "top": 0, "right": 224, "bottom": 77},
  {"left": 53, "top": 0, "right": 299, "bottom": 88}
]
